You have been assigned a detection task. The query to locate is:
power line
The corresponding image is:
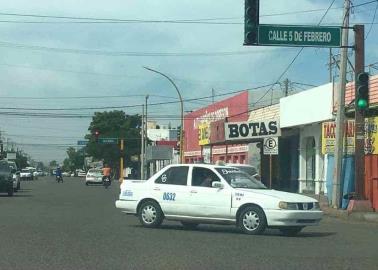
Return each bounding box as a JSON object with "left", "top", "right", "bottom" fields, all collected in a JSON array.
[
  {"left": 0, "top": 40, "right": 279, "bottom": 57},
  {"left": 0, "top": 83, "right": 275, "bottom": 111},
  {"left": 365, "top": 0, "right": 378, "bottom": 39}
]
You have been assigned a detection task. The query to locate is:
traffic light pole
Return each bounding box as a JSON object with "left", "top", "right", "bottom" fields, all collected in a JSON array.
[{"left": 354, "top": 25, "right": 365, "bottom": 199}]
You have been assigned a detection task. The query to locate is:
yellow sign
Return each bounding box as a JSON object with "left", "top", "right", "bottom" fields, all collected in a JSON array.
[
  {"left": 198, "top": 123, "right": 210, "bottom": 146},
  {"left": 365, "top": 117, "right": 378, "bottom": 154},
  {"left": 321, "top": 117, "right": 378, "bottom": 155}
]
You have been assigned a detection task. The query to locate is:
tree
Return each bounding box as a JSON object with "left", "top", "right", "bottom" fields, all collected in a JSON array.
[
  {"left": 62, "top": 147, "right": 84, "bottom": 172},
  {"left": 49, "top": 160, "right": 58, "bottom": 168},
  {"left": 85, "top": 111, "right": 142, "bottom": 172}
]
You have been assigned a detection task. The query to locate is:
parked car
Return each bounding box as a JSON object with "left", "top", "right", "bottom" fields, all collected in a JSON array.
[
  {"left": 116, "top": 164, "right": 322, "bottom": 236},
  {"left": 226, "top": 163, "right": 261, "bottom": 180},
  {"left": 77, "top": 170, "right": 87, "bottom": 177},
  {"left": 0, "top": 160, "right": 14, "bottom": 196},
  {"left": 62, "top": 172, "right": 70, "bottom": 177},
  {"left": 33, "top": 171, "right": 39, "bottom": 180},
  {"left": 7, "top": 161, "right": 21, "bottom": 192},
  {"left": 85, "top": 169, "right": 103, "bottom": 185},
  {"left": 20, "top": 169, "right": 33, "bottom": 181}
]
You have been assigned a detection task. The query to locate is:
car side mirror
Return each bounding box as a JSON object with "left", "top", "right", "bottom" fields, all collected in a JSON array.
[{"left": 212, "top": 181, "right": 224, "bottom": 189}]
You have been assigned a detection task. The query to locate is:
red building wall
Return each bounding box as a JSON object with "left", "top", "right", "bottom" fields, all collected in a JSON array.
[{"left": 183, "top": 91, "right": 249, "bottom": 162}]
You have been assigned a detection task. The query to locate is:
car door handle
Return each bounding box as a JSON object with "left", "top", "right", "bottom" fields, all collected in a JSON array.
[
  {"left": 153, "top": 187, "right": 161, "bottom": 191},
  {"left": 190, "top": 190, "right": 198, "bottom": 193}
]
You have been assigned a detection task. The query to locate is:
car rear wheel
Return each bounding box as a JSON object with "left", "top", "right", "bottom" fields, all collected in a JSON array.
[
  {"left": 279, "top": 226, "right": 304, "bottom": 236},
  {"left": 138, "top": 201, "right": 164, "bottom": 228},
  {"left": 238, "top": 206, "right": 267, "bottom": 235},
  {"left": 181, "top": 222, "right": 199, "bottom": 230}
]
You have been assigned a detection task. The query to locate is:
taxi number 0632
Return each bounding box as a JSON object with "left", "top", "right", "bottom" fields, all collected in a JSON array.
[{"left": 163, "top": 192, "right": 176, "bottom": 201}]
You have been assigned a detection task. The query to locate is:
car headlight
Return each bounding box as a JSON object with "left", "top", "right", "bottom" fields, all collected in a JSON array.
[
  {"left": 278, "top": 201, "right": 298, "bottom": 210},
  {"left": 313, "top": 202, "right": 320, "bottom": 210}
]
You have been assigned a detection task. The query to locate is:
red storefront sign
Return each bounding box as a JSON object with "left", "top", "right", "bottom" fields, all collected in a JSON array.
[{"left": 184, "top": 91, "right": 249, "bottom": 155}]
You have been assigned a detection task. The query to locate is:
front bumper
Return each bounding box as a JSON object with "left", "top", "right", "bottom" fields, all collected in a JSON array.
[{"left": 265, "top": 209, "right": 323, "bottom": 226}]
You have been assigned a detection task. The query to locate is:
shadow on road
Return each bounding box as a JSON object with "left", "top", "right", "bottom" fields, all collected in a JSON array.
[
  {"left": 0, "top": 193, "right": 33, "bottom": 198},
  {"left": 131, "top": 224, "right": 337, "bottom": 238}
]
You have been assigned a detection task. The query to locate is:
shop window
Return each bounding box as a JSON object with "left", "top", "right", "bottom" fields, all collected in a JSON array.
[
  {"left": 304, "top": 137, "right": 316, "bottom": 193},
  {"left": 240, "top": 155, "right": 246, "bottom": 164}
]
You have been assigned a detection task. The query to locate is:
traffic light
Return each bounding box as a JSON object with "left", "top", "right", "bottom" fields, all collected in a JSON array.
[
  {"left": 244, "top": 0, "right": 259, "bottom": 45},
  {"left": 94, "top": 130, "right": 100, "bottom": 142},
  {"left": 356, "top": 72, "right": 369, "bottom": 112},
  {"left": 177, "top": 127, "right": 181, "bottom": 141}
]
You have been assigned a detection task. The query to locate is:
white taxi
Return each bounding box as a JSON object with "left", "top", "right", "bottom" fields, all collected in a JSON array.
[{"left": 115, "top": 164, "right": 322, "bottom": 236}]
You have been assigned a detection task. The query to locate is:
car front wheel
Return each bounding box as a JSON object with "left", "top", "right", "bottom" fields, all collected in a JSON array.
[
  {"left": 138, "top": 201, "right": 164, "bottom": 228},
  {"left": 238, "top": 206, "right": 267, "bottom": 235},
  {"left": 279, "top": 226, "right": 304, "bottom": 236}
]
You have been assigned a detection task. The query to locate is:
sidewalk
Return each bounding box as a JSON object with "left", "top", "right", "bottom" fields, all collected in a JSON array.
[{"left": 307, "top": 194, "right": 378, "bottom": 224}]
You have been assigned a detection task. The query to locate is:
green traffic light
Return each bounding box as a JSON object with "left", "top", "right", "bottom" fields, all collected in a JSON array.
[{"left": 357, "top": 99, "right": 368, "bottom": 109}]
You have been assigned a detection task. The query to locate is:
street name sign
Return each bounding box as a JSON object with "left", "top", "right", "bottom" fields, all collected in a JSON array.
[
  {"left": 77, "top": 140, "right": 89, "bottom": 146},
  {"left": 258, "top": 24, "right": 341, "bottom": 47},
  {"left": 99, "top": 138, "right": 118, "bottom": 144}
]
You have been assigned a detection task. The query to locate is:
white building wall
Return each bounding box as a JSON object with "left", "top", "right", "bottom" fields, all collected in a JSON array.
[
  {"left": 298, "top": 124, "right": 326, "bottom": 195},
  {"left": 280, "top": 83, "right": 334, "bottom": 128}
]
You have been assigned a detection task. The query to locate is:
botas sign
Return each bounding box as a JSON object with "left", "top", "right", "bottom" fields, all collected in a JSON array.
[{"left": 225, "top": 119, "right": 280, "bottom": 141}]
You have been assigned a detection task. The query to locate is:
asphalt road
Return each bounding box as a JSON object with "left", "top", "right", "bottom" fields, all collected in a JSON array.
[{"left": 1, "top": 176, "right": 378, "bottom": 270}]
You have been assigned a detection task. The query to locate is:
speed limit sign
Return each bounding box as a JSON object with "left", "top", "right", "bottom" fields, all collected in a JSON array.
[{"left": 263, "top": 137, "right": 279, "bottom": 155}]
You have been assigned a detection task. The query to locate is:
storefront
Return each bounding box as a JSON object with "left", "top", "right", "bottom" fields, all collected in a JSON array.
[{"left": 183, "top": 91, "right": 249, "bottom": 163}]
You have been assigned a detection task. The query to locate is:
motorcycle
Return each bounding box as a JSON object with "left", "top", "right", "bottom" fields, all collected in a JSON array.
[
  {"left": 56, "top": 175, "right": 63, "bottom": 183},
  {"left": 103, "top": 176, "right": 111, "bottom": 189}
]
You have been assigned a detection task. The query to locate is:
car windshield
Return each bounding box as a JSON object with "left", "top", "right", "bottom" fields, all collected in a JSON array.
[
  {"left": 216, "top": 167, "right": 267, "bottom": 189},
  {"left": 230, "top": 165, "right": 257, "bottom": 176},
  {"left": 21, "top": 169, "right": 30, "bottom": 173}
]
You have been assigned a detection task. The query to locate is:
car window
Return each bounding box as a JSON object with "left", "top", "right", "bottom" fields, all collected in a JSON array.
[
  {"left": 191, "top": 167, "right": 221, "bottom": 188},
  {"left": 216, "top": 167, "right": 267, "bottom": 189},
  {"left": 155, "top": 166, "right": 188, "bottom": 186}
]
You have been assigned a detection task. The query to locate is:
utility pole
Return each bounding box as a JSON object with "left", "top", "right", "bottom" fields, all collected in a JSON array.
[
  {"left": 329, "top": 48, "right": 333, "bottom": 82},
  {"left": 332, "top": 0, "right": 350, "bottom": 208},
  {"left": 120, "top": 139, "right": 124, "bottom": 182},
  {"left": 284, "top": 78, "right": 289, "bottom": 97},
  {"left": 354, "top": 25, "right": 365, "bottom": 199},
  {"left": 145, "top": 95, "right": 149, "bottom": 177},
  {"left": 141, "top": 104, "right": 145, "bottom": 180}
]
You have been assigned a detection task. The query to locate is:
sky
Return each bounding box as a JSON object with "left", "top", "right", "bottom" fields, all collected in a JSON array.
[{"left": 0, "top": 0, "right": 377, "bottom": 164}]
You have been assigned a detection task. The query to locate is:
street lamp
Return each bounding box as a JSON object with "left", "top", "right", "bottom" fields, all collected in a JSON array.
[{"left": 143, "top": 66, "right": 184, "bottom": 163}]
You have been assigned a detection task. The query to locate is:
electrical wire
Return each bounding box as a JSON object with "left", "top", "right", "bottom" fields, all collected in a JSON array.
[{"left": 365, "top": 0, "right": 378, "bottom": 39}]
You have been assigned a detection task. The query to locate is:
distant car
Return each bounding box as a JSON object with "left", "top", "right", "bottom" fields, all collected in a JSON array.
[
  {"left": 62, "top": 172, "right": 70, "bottom": 177},
  {"left": 0, "top": 160, "right": 14, "bottom": 196},
  {"left": 20, "top": 169, "right": 33, "bottom": 181},
  {"left": 7, "top": 161, "right": 21, "bottom": 192},
  {"left": 226, "top": 163, "right": 261, "bottom": 180},
  {"left": 85, "top": 169, "right": 103, "bottom": 185},
  {"left": 37, "top": 170, "right": 44, "bottom": 177},
  {"left": 78, "top": 170, "right": 87, "bottom": 177},
  {"left": 70, "top": 173, "right": 75, "bottom": 177},
  {"left": 33, "top": 171, "right": 39, "bottom": 180}
]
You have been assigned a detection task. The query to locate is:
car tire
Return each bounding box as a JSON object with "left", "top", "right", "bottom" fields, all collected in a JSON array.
[
  {"left": 85, "top": 182, "right": 89, "bottom": 186},
  {"left": 181, "top": 222, "right": 199, "bottom": 230},
  {"left": 238, "top": 205, "right": 267, "bottom": 235},
  {"left": 279, "top": 226, "right": 304, "bottom": 237},
  {"left": 7, "top": 188, "right": 14, "bottom": 197},
  {"left": 138, "top": 201, "right": 164, "bottom": 228}
]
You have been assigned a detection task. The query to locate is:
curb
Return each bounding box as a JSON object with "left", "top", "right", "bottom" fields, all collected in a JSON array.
[{"left": 322, "top": 207, "right": 378, "bottom": 224}]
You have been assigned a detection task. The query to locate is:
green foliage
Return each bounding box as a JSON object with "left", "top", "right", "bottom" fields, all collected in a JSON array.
[
  {"left": 49, "top": 160, "right": 58, "bottom": 168},
  {"left": 85, "top": 111, "right": 142, "bottom": 169},
  {"left": 62, "top": 147, "right": 85, "bottom": 172}
]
